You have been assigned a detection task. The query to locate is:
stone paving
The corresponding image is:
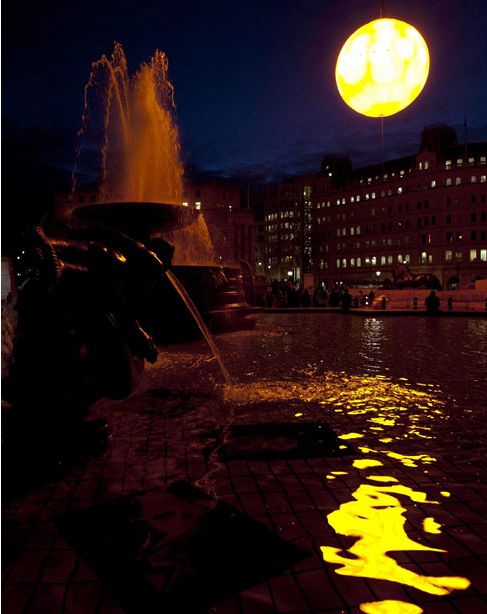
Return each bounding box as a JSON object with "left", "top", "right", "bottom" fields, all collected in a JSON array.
[{"left": 3, "top": 321, "right": 487, "bottom": 614}]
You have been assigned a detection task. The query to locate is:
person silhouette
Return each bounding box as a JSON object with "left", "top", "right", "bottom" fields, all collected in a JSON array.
[{"left": 425, "top": 290, "right": 440, "bottom": 314}]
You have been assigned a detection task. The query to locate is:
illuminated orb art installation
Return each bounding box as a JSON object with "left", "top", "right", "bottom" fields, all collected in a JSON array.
[{"left": 335, "top": 18, "right": 430, "bottom": 118}]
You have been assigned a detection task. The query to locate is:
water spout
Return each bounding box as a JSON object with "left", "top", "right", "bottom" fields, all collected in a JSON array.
[{"left": 165, "top": 270, "right": 233, "bottom": 385}]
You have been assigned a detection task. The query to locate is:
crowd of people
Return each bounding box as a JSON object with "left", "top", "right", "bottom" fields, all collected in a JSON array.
[{"left": 257, "top": 280, "right": 378, "bottom": 310}]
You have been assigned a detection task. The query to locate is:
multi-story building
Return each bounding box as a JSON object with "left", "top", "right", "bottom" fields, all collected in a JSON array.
[
  {"left": 183, "top": 179, "right": 255, "bottom": 266},
  {"left": 264, "top": 125, "right": 487, "bottom": 289}
]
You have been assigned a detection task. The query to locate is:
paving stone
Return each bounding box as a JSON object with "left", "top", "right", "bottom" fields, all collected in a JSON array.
[
  {"left": 2, "top": 583, "right": 35, "bottom": 614},
  {"left": 296, "top": 568, "right": 345, "bottom": 611},
  {"left": 5, "top": 550, "right": 49, "bottom": 584},
  {"left": 64, "top": 583, "right": 101, "bottom": 614},
  {"left": 268, "top": 573, "right": 310, "bottom": 612},
  {"left": 26, "top": 582, "right": 66, "bottom": 614},
  {"left": 240, "top": 584, "right": 276, "bottom": 614},
  {"left": 41, "top": 549, "right": 78, "bottom": 583}
]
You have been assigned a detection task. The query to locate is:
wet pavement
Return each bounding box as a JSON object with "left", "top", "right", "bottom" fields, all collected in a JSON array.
[{"left": 2, "top": 314, "right": 487, "bottom": 613}]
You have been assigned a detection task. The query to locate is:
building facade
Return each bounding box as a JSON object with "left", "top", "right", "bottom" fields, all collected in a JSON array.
[{"left": 264, "top": 126, "right": 487, "bottom": 289}]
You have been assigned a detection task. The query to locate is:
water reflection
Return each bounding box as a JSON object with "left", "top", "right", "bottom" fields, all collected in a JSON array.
[
  {"left": 321, "top": 481, "right": 469, "bottom": 595},
  {"left": 360, "top": 600, "right": 423, "bottom": 613},
  {"left": 316, "top": 373, "right": 471, "bottom": 611},
  {"left": 223, "top": 370, "right": 472, "bottom": 611}
]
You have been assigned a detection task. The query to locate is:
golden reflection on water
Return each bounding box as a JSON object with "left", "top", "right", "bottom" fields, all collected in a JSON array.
[
  {"left": 316, "top": 373, "right": 471, "bottom": 606},
  {"left": 222, "top": 372, "right": 471, "bottom": 607},
  {"left": 321, "top": 482, "right": 469, "bottom": 596},
  {"left": 360, "top": 599, "right": 423, "bottom": 613},
  {"left": 353, "top": 459, "right": 384, "bottom": 469},
  {"left": 423, "top": 517, "right": 442, "bottom": 534}
]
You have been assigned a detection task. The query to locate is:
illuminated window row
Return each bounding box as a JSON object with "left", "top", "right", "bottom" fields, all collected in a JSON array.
[
  {"left": 337, "top": 226, "right": 361, "bottom": 237},
  {"left": 445, "top": 156, "right": 486, "bottom": 168},
  {"left": 336, "top": 254, "right": 411, "bottom": 269}
]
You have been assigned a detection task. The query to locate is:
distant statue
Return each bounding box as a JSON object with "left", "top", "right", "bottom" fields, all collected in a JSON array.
[{"left": 392, "top": 263, "right": 442, "bottom": 290}]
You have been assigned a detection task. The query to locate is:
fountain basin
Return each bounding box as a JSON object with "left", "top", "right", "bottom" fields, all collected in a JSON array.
[
  {"left": 71, "top": 202, "right": 198, "bottom": 240},
  {"left": 145, "top": 264, "right": 261, "bottom": 341}
]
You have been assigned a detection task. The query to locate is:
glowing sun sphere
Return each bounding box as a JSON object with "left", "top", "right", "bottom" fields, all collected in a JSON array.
[{"left": 335, "top": 18, "right": 430, "bottom": 117}]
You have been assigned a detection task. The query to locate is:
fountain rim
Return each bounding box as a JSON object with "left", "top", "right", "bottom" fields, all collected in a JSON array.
[{"left": 70, "top": 201, "right": 200, "bottom": 236}]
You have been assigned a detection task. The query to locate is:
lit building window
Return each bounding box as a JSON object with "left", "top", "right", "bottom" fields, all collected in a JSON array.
[
  {"left": 480, "top": 249, "right": 487, "bottom": 262},
  {"left": 398, "top": 187, "right": 403, "bottom": 194},
  {"left": 468, "top": 157, "right": 475, "bottom": 165},
  {"left": 351, "top": 258, "right": 355, "bottom": 267},
  {"left": 455, "top": 252, "right": 463, "bottom": 262},
  {"left": 446, "top": 178, "right": 452, "bottom": 186},
  {"left": 480, "top": 157, "right": 486, "bottom": 165},
  {"left": 336, "top": 259, "right": 341, "bottom": 268},
  {"left": 470, "top": 249, "right": 477, "bottom": 261},
  {"left": 357, "top": 257, "right": 362, "bottom": 267},
  {"left": 381, "top": 256, "right": 386, "bottom": 265},
  {"left": 351, "top": 227, "right": 355, "bottom": 236},
  {"left": 356, "top": 226, "right": 361, "bottom": 235},
  {"left": 471, "top": 176, "right": 477, "bottom": 183},
  {"left": 419, "top": 161, "right": 423, "bottom": 170},
  {"left": 195, "top": 201, "right": 202, "bottom": 210},
  {"left": 481, "top": 175, "right": 486, "bottom": 183},
  {"left": 404, "top": 254, "right": 410, "bottom": 264},
  {"left": 445, "top": 250, "right": 452, "bottom": 262},
  {"left": 457, "top": 158, "right": 463, "bottom": 166},
  {"left": 445, "top": 160, "right": 452, "bottom": 169},
  {"left": 365, "top": 193, "right": 370, "bottom": 200},
  {"left": 424, "top": 161, "right": 429, "bottom": 169},
  {"left": 342, "top": 258, "right": 347, "bottom": 268},
  {"left": 398, "top": 254, "right": 403, "bottom": 263},
  {"left": 371, "top": 256, "right": 377, "bottom": 265},
  {"left": 431, "top": 180, "right": 436, "bottom": 188},
  {"left": 371, "top": 192, "right": 376, "bottom": 199},
  {"left": 356, "top": 195, "right": 361, "bottom": 202},
  {"left": 455, "top": 177, "right": 461, "bottom": 185}
]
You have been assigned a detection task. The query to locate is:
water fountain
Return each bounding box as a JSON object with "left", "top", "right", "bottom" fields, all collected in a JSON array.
[
  {"left": 69, "top": 43, "right": 254, "bottom": 382},
  {"left": 71, "top": 43, "right": 212, "bottom": 261}
]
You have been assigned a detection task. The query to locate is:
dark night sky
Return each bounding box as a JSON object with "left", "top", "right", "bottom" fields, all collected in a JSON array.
[{"left": 2, "top": 0, "right": 487, "bottom": 182}]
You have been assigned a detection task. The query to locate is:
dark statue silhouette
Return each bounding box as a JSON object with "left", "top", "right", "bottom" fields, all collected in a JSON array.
[{"left": 392, "top": 263, "right": 442, "bottom": 290}]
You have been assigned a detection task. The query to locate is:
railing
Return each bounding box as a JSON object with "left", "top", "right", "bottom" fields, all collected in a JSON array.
[{"left": 357, "top": 297, "right": 487, "bottom": 312}]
